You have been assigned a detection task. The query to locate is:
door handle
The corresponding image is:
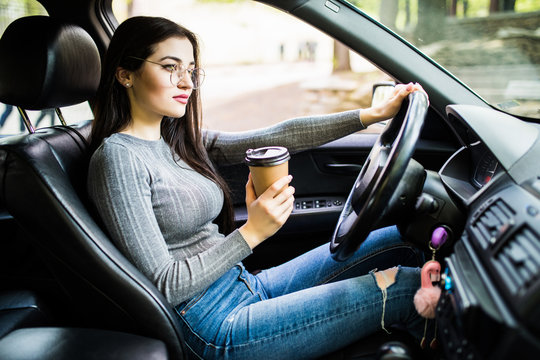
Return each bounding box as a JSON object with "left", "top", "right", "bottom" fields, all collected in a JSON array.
[{"left": 325, "top": 163, "right": 363, "bottom": 173}]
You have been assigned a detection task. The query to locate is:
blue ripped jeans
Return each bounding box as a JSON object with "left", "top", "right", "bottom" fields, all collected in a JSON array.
[{"left": 176, "top": 226, "right": 426, "bottom": 359}]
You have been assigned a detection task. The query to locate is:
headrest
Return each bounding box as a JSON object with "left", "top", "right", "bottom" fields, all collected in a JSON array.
[{"left": 0, "top": 16, "right": 101, "bottom": 110}]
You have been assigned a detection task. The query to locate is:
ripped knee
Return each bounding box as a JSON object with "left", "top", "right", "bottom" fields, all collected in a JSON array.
[
  {"left": 374, "top": 266, "right": 398, "bottom": 290},
  {"left": 372, "top": 266, "right": 399, "bottom": 334}
]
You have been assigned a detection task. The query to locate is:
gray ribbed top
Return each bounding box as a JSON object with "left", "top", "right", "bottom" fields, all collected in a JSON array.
[{"left": 87, "top": 110, "right": 364, "bottom": 305}]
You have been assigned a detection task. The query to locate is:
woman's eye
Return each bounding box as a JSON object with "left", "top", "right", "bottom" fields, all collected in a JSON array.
[{"left": 163, "top": 64, "right": 177, "bottom": 71}]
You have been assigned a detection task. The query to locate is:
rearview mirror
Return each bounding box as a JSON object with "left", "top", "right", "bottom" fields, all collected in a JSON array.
[{"left": 371, "top": 81, "right": 396, "bottom": 107}]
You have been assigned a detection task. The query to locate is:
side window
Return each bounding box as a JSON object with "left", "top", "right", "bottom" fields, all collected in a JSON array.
[
  {"left": 112, "top": 1, "right": 392, "bottom": 133},
  {"left": 0, "top": 0, "right": 93, "bottom": 136}
]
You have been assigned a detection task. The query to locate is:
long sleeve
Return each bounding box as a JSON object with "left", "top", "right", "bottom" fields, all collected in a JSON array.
[
  {"left": 205, "top": 109, "right": 364, "bottom": 165},
  {"left": 87, "top": 136, "right": 252, "bottom": 305}
]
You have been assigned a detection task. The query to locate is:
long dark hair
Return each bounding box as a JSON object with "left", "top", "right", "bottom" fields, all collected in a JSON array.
[{"left": 91, "top": 16, "right": 234, "bottom": 234}]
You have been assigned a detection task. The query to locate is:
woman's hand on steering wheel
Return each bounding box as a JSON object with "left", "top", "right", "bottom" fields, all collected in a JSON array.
[{"left": 360, "top": 83, "right": 427, "bottom": 127}]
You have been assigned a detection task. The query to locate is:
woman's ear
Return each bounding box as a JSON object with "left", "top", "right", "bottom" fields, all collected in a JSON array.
[{"left": 116, "top": 67, "right": 133, "bottom": 88}]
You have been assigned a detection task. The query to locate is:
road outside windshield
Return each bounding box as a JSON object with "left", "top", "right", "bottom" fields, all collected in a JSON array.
[{"left": 351, "top": 0, "right": 540, "bottom": 120}]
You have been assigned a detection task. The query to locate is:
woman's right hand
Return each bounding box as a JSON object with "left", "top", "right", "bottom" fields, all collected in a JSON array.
[
  {"left": 360, "top": 82, "right": 426, "bottom": 126},
  {"left": 239, "top": 174, "right": 295, "bottom": 249}
]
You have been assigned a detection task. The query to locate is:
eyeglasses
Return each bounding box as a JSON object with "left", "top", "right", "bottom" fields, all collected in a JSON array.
[{"left": 128, "top": 56, "right": 205, "bottom": 89}]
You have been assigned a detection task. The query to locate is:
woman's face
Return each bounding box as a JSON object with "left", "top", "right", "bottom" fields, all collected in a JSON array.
[{"left": 124, "top": 37, "right": 195, "bottom": 123}]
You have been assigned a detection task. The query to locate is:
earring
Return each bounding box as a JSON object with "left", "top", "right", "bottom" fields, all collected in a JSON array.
[{"left": 125, "top": 83, "right": 131, "bottom": 88}]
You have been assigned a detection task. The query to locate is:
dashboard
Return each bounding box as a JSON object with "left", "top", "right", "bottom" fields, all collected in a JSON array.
[
  {"left": 438, "top": 141, "right": 504, "bottom": 204},
  {"left": 434, "top": 105, "right": 540, "bottom": 359},
  {"left": 470, "top": 143, "right": 502, "bottom": 189}
]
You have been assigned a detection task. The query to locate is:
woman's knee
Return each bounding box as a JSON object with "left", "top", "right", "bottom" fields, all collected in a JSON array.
[
  {"left": 370, "top": 266, "right": 421, "bottom": 333},
  {"left": 373, "top": 266, "right": 398, "bottom": 290}
]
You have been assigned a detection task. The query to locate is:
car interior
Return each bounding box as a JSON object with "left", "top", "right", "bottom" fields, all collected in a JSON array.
[{"left": 0, "top": 0, "right": 539, "bottom": 359}]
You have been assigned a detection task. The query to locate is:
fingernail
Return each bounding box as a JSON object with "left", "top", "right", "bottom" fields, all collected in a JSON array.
[{"left": 288, "top": 175, "right": 293, "bottom": 180}]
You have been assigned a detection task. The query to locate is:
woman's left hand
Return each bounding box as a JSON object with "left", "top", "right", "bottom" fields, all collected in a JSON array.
[{"left": 361, "top": 82, "right": 426, "bottom": 127}]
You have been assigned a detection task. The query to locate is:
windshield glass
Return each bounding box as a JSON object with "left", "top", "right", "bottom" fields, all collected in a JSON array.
[{"left": 350, "top": 0, "right": 540, "bottom": 120}]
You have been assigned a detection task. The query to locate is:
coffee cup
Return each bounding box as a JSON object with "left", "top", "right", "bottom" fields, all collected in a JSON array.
[{"left": 245, "top": 146, "right": 290, "bottom": 198}]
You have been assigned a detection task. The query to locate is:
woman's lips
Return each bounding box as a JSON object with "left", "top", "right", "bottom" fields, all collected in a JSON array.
[{"left": 173, "top": 94, "right": 189, "bottom": 104}]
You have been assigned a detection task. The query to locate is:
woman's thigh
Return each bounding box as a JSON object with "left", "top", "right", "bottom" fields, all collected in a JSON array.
[
  {"left": 182, "top": 266, "right": 423, "bottom": 360},
  {"left": 256, "top": 226, "right": 423, "bottom": 298}
]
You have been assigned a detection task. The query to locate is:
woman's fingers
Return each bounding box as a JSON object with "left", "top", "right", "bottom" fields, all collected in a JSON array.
[
  {"left": 394, "top": 82, "right": 426, "bottom": 98},
  {"left": 273, "top": 184, "right": 295, "bottom": 205},
  {"left": 245, "top": 173, "right": 256, "bottom": 205},
  {"left": 273, "top": 188, "right": 295, "bottom": 217},
  {"left": 412, "top": 83, "right": 429, "bottom": 102},
  {"left": 412, "top": 82, "right": 425, "bottom": 92},
  {"left": 275, "top": 196, "right": 295, "bottom": 223},
  {"left": 260, "top": 175, "right": 293, "bottom": 200},
  {"left": 383, "top": 82, "right": 428, "bottom": 117},
  {"left": 393, "top": 82, "right": 414, "bottom": 99},
  {"left": 258, "top": 175, "right": 295, "bottom": 223}
]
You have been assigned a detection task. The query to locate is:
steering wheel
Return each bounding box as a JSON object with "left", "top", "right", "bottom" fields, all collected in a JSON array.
[{"left": 330, "top": 91, "right": 429, "bottom": 261}]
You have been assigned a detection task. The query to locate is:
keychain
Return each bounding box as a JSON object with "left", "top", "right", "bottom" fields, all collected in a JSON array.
[{"left": 414, "top": 227, "right": 447, "bottom": 349}]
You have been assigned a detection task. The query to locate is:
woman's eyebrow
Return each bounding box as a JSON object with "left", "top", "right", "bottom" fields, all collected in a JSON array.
[{"left": 158, "top": 56, "right": 195, "bottom": 66}]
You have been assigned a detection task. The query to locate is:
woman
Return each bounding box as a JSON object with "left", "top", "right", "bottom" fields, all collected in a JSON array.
[{"left": 88, "top": 16, "right": 428, "bottom": 359}]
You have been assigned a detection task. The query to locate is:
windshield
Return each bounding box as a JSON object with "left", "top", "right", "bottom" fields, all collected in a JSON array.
[{"left": 350, "top": 0, "right": 540, "bottom": 120}]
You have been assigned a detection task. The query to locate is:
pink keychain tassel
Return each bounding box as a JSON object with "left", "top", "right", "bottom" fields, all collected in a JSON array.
[{"left": 414, "top": 260, "right": 441, "bottom": 319}]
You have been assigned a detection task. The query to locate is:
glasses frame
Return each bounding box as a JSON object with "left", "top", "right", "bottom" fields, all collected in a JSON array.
[{"left": 128, "top": 56, "right": 205, "bottom": 89}]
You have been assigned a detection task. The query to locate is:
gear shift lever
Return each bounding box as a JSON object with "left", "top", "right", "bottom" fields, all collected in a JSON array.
[{"left": 377, "top": 341, "right": 412, "bottom": 360}]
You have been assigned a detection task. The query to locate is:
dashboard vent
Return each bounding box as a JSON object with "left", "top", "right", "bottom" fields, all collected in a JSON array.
[
  {"left": 492, "top": 226, "right": 540, "bottom": 296},
  {"left": 472, "top": 199, "right": 514, "bottom": 247}
]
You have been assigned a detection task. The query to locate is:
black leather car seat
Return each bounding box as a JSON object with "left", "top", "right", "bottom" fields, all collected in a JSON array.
[{"left": 0, "top": 16, "right": 185, "bottom": 359}]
